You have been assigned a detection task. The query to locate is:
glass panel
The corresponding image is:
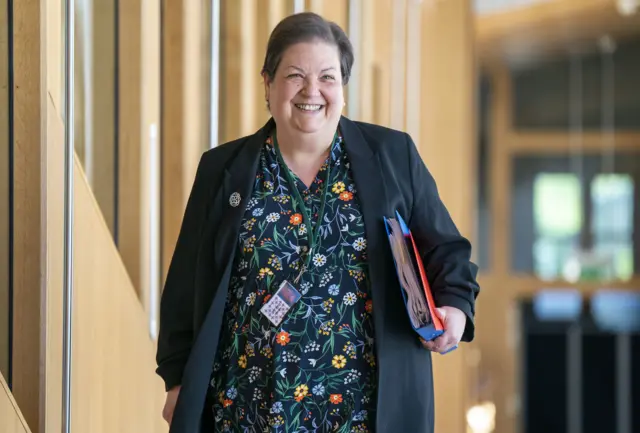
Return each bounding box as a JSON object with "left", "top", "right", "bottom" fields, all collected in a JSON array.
[
  {"left": 533, "top": 173, "right": 582, "bottom": 280},
  {"left": 591, "top": 174, "right": 634, "bottom": 281},
  {"left": 0, "top": 0, "right": 11, "bottom": 382}
]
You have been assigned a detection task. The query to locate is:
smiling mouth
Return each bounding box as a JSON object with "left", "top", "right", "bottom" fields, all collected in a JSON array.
[{"left": 294, "top": 103, "right": 324, "bottom": 112}]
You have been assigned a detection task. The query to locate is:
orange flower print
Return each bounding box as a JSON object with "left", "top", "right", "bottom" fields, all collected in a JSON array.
[
  {"left": 339, "top": 191, "right": 353, "bottom": 201},
  {"left": 223, "top": 399, "right": 233, "bottom": 407},
  {"left": 290, "top": 213, "right": 303, "bottom": 225},
  {"left": 329, "top": 394, "right": 343, "bottom": 404},
  {"left": 365, "top": 300, "right": 373, "bottom": 314},
  {"left": 276, "top": 331, "right": 290, "bottom": 346}
]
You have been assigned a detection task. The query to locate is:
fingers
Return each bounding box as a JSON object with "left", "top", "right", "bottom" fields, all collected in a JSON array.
[
  {"left": 420, "top": 332, "right": 458, "bottom": 354},
  {"left": 420, "top": 337, "right": 438, "bottom": 351}
]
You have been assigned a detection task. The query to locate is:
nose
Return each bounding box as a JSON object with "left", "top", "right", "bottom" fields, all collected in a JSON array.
[{"left": 301, "top": 77, "right": 320, "bottom": 96}]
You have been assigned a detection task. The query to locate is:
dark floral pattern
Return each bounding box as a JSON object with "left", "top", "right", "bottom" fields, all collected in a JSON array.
[{"left": 206, "top": 132, "right": 377, "bottom": 432}]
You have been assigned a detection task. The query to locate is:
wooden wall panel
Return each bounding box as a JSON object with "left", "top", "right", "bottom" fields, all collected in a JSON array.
[
  {"left": 220, "top": 0, "right": 259, "bottom": 143},
  {"left": 71, "top": 159, "right": 167, "bottom": 433},
  {"left": 419, "top": 1, "right": 476, "bottom": 433},
  {"left": 161, "top": 0, "right": 210, "bottom": 280},
  {"left": 161, "top": 0, "right": 186, "bottom": 278},
  {"left": 0, "top": 0, "right": 10, "bottom": 382},
  {"left": 12, "top": 0, "right": 44, "bottom": 430},
  {"left": 118, "top": 0, "right": 143, "bottom": 297},
  {"left": 88, "top": 0, "right": 117, "bottom": 235},
  {"left": 0, "top": 374, "right": 30, "bottom": 433}
]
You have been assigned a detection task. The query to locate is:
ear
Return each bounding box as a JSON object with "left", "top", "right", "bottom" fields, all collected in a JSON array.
[{"left": 262, "top": 72, "right": 270, "bottom": 102}]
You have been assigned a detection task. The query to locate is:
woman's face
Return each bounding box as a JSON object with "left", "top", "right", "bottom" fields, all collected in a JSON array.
[{"left": 264, "top": 40, "right": 344, "bottom": 137}]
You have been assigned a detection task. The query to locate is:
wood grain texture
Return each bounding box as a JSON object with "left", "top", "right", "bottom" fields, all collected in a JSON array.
[
  {"left": 117, "top": 0, "right": 143, "bottom": 298},
  {"left": 0, "top": 0, "right": 10, "bottom": 383},
  {"left": 0, "top": 374, "right": 31, "bottom": 433},
  {"left": 419, "top": 1, "right": 476, "bottom": 432},
  {"left": 12, "top": 0, "right": 44, "bottom": 430},
  {"left": 71, "top": 158, "right": 168, "bottom": 433}
]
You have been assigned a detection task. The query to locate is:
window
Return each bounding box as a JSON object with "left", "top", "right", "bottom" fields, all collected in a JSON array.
[
  {"left": 591, "top": 174, "right": 634, "bottom": 281},
  {"left": 512, "top": 154, "right": 640, "bottom": 280},
  {"left": 533, "top": 173, "right": 582, "bottom": 280}
]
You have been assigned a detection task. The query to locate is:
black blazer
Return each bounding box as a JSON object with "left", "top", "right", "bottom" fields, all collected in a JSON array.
[{"left": 156, "top": 116, "right": 480, "bottom": 433}]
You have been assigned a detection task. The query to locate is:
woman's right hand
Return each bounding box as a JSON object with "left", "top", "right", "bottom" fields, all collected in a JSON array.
[{"left": 162, "top": 385, "right": 181, "bottom": 425}]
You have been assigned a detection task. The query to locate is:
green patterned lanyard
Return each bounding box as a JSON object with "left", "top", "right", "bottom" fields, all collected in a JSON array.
[{"left": 272, "top": 132, "right": 336, "bottom": 278}]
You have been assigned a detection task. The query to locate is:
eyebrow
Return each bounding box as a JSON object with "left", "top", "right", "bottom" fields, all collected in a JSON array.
[{"left": 286, "top": 66, "right": 337, "bottom": 74}]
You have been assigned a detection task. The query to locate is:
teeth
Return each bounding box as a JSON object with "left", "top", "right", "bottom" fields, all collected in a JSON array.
[{"left": 296, "top": 104, "right": 322, "bottom": 111}]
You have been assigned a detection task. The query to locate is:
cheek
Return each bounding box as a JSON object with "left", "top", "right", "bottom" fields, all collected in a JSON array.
[
  {"left": 323, "top": 86, "right": 344, "bottom": 108},
  {"left": 273, "top": 83, "right": 302, "bottom": 103}
]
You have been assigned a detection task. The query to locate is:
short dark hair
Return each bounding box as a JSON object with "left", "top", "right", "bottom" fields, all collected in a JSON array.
[{"left": 261, "top": 12, "right": 354, "bottom": 85}]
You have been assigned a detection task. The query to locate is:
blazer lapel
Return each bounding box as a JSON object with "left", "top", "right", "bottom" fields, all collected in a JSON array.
[
  {"left": 212, "top": 120, "right": 273, "bottom": 270},
  {"left": 339, "top": 116, "right": 392, "bottom": 351}
]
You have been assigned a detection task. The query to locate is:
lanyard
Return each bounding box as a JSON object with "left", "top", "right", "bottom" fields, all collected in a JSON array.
[{"left": 272, "top": 132, "right": 335, "bottom": 275}]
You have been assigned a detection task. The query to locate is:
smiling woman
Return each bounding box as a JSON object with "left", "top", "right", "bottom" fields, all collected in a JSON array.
[{"left": 156, "top": 12, "right": 480, "bottom": 433}]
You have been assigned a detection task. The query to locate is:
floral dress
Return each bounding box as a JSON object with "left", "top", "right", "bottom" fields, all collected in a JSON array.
[{"left": 206, "top": 132, "right": 377, "bottom": 433}]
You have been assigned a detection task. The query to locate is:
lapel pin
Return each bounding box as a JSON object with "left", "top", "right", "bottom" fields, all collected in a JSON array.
[{"left": 229, "top": 192, "right": 242, "bottom": 207}]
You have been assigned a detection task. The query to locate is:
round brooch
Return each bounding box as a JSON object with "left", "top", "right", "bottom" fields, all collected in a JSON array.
[{"left": 229, "top": 192, "right": 241, "bottom": 207}]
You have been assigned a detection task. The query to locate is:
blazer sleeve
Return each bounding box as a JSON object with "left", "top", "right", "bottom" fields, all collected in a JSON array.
[
  {"left": 156, "top": 153, "right": 211, "bottom": 391},
  {"left": 405, "top": 133, "right": 480, "bottom": 342}
]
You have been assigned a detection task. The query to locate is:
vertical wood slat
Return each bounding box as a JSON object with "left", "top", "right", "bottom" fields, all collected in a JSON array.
[
  {"left": 118, "top": 0, "right": 143, "bottom": 297},
  {"left": 161, "top": 0, "right": 186, "bottom": 279},
  {"left": 419, "top": 1, "right": 476, "bottom": 432},
  {"left": 161, "top": 0, "right": 210, "bottom": 281},
  {"left": 0, "top": 0, "right": 11, "bottom": 383},
  {"left": 481, "top": 62, "right": 518, "bottom": 433},
  {"left": 12, "top": 0, "right": 44, "bottom": 430},
  {"left": 220, "top": 0, "right": 258, "bottom": 143}
]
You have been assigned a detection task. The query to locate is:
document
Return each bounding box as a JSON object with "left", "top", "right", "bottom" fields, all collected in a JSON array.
[{"left": 384, "top": 211, "right": 445, "bottom": 343}]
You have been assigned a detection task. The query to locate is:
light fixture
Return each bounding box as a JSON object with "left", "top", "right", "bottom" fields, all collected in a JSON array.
[
  {"left": 466, "top": 401, "right": 496, "bottom": 433},
  {"left": 617, "top": 0, "right": 639, "bottom": 16}
]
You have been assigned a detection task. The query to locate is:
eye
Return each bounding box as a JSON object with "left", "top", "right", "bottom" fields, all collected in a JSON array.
[
  {"left": 287, "top": 73, "right": 303, "bottom": 79},
  {"left": 321, "top": 75, "right": 336, "bottom": 81}
]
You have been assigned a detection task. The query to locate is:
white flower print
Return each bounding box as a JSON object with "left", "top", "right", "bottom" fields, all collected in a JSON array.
[
  {"left": 304, "top": 341, "right": 320, "bottom": 353},
  {"left": 343, "top": 292, "right": 357, "bottom": 306},
  {"left": 353, "top": 237, "right": 367, "bottom": 252},
  {"left": 266, "top": 212, "right": 280, "bottom": 223},
  {"left": 246, "top": 293, "right": 256, "bottom": 306},
  {"left": 282, "top": 351, "right": 301, "bottom": 363},
  {"left": 298, "top": 224, "right": 307, "bottom": 235},
  {"left": 253, "top": 388, "right": 263, "bottom": 401},
  {"left": 344, "top": 369, "right": 362, "bottom": 384},
  {"left": 313, "top": 254, "right": 326, "bottom": 267},
  {"left": 248, "top": 366, "right": 262, "bottom": 383},
  {"left": 300, "top": 282, "right": 312, "bottom": 295},
  {"left": 320, "top": 273, "right": 332, "bottom": 287}
]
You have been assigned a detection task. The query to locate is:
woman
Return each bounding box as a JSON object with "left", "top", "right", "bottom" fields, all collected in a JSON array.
[{"left": 157, "top": 12, "right": 479, "bottom": 433}]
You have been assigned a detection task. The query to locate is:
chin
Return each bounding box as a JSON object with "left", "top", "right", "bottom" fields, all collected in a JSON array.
[{"left": 294, "top": 115, "right": 340, "bottom": 134}]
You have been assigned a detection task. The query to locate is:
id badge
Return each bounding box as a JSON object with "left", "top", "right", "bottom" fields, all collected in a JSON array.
[{"left": 260, "top": 280, "right": 302, "bottom": 326}]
